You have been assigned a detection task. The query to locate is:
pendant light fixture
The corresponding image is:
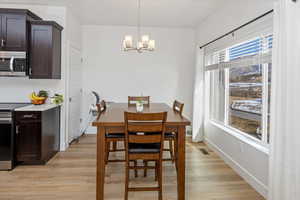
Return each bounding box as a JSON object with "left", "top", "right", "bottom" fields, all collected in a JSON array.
[{"left": 123, "top": 0, "right": 155, "bottom": 53}]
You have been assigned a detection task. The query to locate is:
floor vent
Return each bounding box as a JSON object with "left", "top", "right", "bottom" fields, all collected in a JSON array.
[{"left": 199, "top": 148, "right": 209, "bottom": 155}]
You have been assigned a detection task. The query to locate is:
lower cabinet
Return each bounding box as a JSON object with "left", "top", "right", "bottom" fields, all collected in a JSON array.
[{"left": 15, "top": 107, "right": 60, "bottom": 164}]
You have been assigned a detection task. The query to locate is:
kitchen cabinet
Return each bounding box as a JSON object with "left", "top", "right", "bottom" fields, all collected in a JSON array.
[
  {"left": 29, "top": 21, "right": 63, "bottom": 79},
  {"left": 0, "top": 9, "right": 41, "bottom": 51},
  {"left": 15, "top": 106, "right": 60, "bottom": 164}
]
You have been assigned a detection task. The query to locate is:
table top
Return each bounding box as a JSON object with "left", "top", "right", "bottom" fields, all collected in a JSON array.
[{"left": 92, "top": 103, "right": 191, "bottom": 127}]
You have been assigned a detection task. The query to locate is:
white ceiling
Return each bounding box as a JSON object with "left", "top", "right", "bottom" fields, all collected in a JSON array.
[{"left": 0, "top": 0, "right": 228, "bottom": 28}]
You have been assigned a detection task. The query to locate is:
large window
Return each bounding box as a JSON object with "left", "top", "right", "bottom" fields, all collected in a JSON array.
[{"left": 206, "top": 34, "right": 272, "bottom": 145}]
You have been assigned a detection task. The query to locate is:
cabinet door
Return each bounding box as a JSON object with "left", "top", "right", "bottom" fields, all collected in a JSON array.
[
  {"left": 16, "top": 113, "right": 41, "bottom": 161},
  {"left": 1, "top": 14, "right": 26, "bottom": 51},
  {"left": 30, "top": 25, "right": 52, "bottom": 79}
]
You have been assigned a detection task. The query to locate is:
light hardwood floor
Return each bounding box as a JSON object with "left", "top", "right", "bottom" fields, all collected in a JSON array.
[{"left": 0, "top": 135, "right": 264, "bottom": 200}]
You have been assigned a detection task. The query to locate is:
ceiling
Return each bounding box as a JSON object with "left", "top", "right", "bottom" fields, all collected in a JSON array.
[{"left": 0, "top": 0, "right": 228, "bottom": 28}]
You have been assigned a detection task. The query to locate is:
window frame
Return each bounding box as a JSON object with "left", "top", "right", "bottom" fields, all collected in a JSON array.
[{"left": 206, "top": 36, "right": 272, "bottom": 148}]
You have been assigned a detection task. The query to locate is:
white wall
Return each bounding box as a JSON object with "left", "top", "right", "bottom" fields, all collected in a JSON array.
[
  {"left": 0, "top": 4, "right": 82, "bottom": 150},
  {"left": 196, "top": 0, "right": 275, "bottom": 198},
  {"left": 82, "top": 25, "right": 195, "bottom": 133}
]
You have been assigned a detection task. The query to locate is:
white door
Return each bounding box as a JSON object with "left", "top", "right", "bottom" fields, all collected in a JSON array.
[{"left": 68, "top": 45, "right": 83, "bottom": 143}]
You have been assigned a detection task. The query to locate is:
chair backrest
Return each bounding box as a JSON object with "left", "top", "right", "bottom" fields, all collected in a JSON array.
[
  {"left": 96, "top": 100, "right": 107, "bottom": 119},
  {"left": 128, "top": 96, "right": 150, "bottom": 106},
  {"left": 124, "top": 112, "right": 167, "bottom": 147},
  {"left": 173, "top": 100, "right": 184, "bottom": 116}
]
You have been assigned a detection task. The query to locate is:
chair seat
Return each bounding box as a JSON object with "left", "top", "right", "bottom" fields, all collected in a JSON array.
[
  {"left": 128, "top": 143, "right": 160, "bottom": 154},
  {"left": 105, "top": 133, "right": 125, "bottom": 138},
  {"left": 165, "top": 132, "right": 175, "bottom": 138}
]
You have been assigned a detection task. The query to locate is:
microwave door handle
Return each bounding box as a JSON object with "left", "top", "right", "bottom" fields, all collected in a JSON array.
[{"left": 9, "top": 56, "right": 14, "bottom": 72}]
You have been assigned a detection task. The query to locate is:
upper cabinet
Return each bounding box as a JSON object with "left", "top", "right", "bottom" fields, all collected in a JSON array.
[
  {"left": 0, "top": 8, "right": 63, "bottom": 80},
  {"left": 0, "top": 9, "right": 41, "bottom": 51},
  {"left": 29, "top": 21, "right": 63, "bottom": 79}
]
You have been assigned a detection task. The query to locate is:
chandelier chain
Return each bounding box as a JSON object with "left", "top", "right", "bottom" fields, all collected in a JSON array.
[{"left": 137, "top": 0, "right": 141, "bottom": 39}]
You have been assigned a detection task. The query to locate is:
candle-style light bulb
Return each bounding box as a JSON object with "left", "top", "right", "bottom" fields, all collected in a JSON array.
[
  {"left": 148, "top": 40, "right": 155, "bottom": 50},
  {"left": 124, "top": 35, "right": 133, "bottom": 48},
  {"left": 141, "top": 35, "right": 150, "bottom": 48}
]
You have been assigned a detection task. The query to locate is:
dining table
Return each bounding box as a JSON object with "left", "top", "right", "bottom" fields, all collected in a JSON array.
[{"left": 92, "top": 103, "right": 191, "bottom": 200}]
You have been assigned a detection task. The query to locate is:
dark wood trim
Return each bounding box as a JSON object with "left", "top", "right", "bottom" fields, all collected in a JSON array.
[
  {"left": 30, "top": 20, "right": 63, "bottom": 31},
  {"left": 0, "top": 8, "right": 42, "bottom": 20}
]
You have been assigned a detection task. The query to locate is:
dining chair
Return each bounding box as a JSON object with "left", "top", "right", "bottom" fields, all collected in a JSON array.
[
  {"left": 164, "top": 100, "right": 184, "bottom": 162},
  {"left": 97, "top": 100, "right": 133, "bottom": 166},
  {"left": 128, "top": 96, "right": 150, "bottom": 106},
  {"left": 124, "top": 111, "right": 167, "bottom": 200},
  {"left": 143, "top": 100, "right": 184, "bottom": 177}
]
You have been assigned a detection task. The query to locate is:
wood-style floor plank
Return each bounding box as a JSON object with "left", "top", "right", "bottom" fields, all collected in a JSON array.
[{"left": 0, "top": 135, "right": 264, "bottom": 200}]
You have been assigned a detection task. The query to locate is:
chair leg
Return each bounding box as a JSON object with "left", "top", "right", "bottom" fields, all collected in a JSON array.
[
  {"left": 169, "top": 139, "right": 175, "bottom": 163},
  {"left": 158, "top": 161, "right": 163, "bottom": 200},
  {"left": 105, "top": 141, "right": 110, "bottom": 164},
  {"left": 125, "top": 161, "right": 129, "bottom": 200},
  {"left": 143, "top": 160, "right": 148, "bottom": 177},
  {"left": 134, "top": 160, "right": 138, "bottom": 178},
  {"left": 155, "top": 161, "right": 158, "bottom": 181},
  {"left": 174, "top": 137, "right": 178, "bottom": 172},
  {"left": 113, "top": 141, "right": 117, "bottom": 152}
]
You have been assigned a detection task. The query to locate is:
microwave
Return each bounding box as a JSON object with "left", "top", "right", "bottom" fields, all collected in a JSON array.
[{"left": 0, "top": 51, "right": 27, "bottom": 77}]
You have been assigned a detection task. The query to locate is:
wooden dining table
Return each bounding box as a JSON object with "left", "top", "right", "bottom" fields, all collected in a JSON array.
[{"left": 92, "top": 103, "right": 191, "bottom": 200}]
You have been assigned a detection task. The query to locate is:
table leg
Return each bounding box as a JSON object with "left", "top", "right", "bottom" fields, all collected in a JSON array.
[
  {"left": 97, "top": 126, "right": 106, "bottom": 200},
  {"left": 177, "top": 126, "right": 186, "bottom": 200}
]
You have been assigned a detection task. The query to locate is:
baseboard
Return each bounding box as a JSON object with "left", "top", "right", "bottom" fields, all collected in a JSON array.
[{"left": 204, "top": 138, "right": 268, "bottom": 198}]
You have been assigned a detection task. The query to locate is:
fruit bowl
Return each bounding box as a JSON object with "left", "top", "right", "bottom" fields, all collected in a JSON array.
[
  {"left": 31, "top": 98, "right": 47, "bottom": 105},
  {"left": 30, "top": 92, "right": 48, "bottom": 105}
]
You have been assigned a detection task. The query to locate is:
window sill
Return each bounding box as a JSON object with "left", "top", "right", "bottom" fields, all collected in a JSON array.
[{"left": 208, "top": 120, "right": 270, "bottom": 155}]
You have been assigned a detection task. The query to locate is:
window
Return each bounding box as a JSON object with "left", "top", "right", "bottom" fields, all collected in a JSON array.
[{"left": 206, "top": 34, "right": 273, "bottom": 145}]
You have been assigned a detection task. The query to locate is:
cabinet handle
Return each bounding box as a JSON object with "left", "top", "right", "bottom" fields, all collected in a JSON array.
[
  {"left": 23, "top": 114, "right": 34, "bottom": 118},
  {"left": 1, "top": 39, "right": 5, "bottom": 47},
  {"left": 9, "top": 56, "right": 14, "bottom": 72},
  {"left": 16, "top": 125, "right": 19, "bottom": 135}
]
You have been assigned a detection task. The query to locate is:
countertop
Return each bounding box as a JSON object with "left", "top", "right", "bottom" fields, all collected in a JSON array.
[{"left": 15, "top": 104, "right": 60, "bottom": 112}]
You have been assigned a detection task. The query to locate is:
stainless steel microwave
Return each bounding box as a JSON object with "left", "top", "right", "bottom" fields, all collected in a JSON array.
[{"left": 0, "top": 51, "right": 27, "bottom": 77}]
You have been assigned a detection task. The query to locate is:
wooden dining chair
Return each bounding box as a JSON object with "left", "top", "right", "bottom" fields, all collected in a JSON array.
[
  {"left": 97, "top": 100, "right": 129, "bottom": 165},
  {"left": 124, "top": 111, "right": 167, "bottom": 200},
  {"left": 143, "top": 100, "right": 184, "bottom": 177},
  {"left": 164, "top": 100, "right": 184, "bottom": 162},
  {"left": 128, "top": 96, "right": 150, "bottom": 106}
]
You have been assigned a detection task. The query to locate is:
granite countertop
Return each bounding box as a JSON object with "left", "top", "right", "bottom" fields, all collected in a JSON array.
[{"left": 15, "top": 104, "right": 60, "bottom": 112}]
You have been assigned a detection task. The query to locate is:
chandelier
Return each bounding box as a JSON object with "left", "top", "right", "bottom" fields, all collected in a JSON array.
[{"left": 122, "top": 0, "right": 155, "bottom": 53}]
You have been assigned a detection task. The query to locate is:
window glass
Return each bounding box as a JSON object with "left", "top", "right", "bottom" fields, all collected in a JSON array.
[{"left": 228, "top": 65, "right": 263, "bottom": 140}]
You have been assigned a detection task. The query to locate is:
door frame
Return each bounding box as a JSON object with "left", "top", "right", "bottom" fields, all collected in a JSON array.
[{"left": 65, "top": 41, "right": 83, "bottom": 147}]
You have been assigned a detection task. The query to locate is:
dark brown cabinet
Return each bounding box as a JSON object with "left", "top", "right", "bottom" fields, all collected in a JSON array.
[
  {"left": 15, "top": 107, "right": 60, "bottom": 164},
  {"left": 29, "top": 21, "right": 63, "bottom": 79},
  {"left": 0, "top": 9, "right": 41, "bottom": 51},
  {"left": 15, "top": 112, "right": 41, "bottom": 161},
  {"left": 0, "top": 9, "right": 63, "bottom": 80}
]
